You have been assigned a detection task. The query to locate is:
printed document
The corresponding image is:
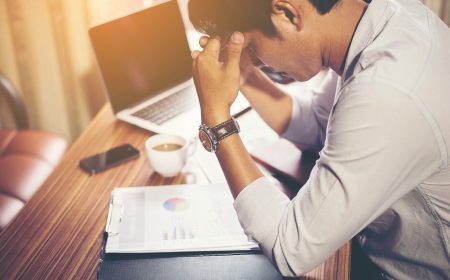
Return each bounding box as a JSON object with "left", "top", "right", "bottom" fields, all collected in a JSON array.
[{"left": 105, "top": 183, "right": 259, "bottom": 253}]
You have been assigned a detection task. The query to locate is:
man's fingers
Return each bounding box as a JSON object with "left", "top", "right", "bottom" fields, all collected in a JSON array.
[
  {"left": 225, "top": 32, "right": 245, "bottom": 72},
  {"left": 191, "top": 50, "right": 200, "bottom": 60},
  {"left": 199, "top": 36, "right": 208, "bottom": 48},
  {"left": 202, "top": 35, "right": 221, "bottom": 60}
]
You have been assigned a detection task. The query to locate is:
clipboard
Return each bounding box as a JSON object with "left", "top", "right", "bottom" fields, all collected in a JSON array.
[
  {"left": 97, "top": 184, "right": 285, "bottom": 280},
  {"left": 103, "top": 184, "right": 259, "bottom": 254}
]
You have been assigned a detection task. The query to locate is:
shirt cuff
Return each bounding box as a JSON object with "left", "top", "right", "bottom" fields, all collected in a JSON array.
[{"left": 234, "top": 176, "right": 290, "bottom": 259}]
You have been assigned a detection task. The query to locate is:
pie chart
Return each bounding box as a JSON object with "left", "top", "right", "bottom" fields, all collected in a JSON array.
[{"left": 163, "top": 197, "right": 190, "bottom": 212}]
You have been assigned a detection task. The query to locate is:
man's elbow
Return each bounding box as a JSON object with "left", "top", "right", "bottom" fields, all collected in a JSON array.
[{"left": 272, "top": 249, "right": 319, "bottom": 277}]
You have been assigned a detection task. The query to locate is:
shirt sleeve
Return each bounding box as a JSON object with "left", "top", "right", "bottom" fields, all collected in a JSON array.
[
  {"left": 234, "top": 81, "right": 442, "bottom": 276},
  {"left": 281, "top": 70, "right": 339, "bottom": 152}
]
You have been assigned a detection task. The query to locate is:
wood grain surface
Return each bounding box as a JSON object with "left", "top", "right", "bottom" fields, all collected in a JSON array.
[{"left": 0, "top": 104, "right": 350, "bottom": 279}]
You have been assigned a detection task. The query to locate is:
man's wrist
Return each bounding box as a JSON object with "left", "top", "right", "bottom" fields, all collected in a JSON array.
[
  {"left": 201, "top": 109, "right": 231, "bottom": 127},
  {"left": 198, "top": 116, "right": 240, "bottom": 153}
]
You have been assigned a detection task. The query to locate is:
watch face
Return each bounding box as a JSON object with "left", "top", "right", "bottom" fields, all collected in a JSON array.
[{"left": 199, "top": 130, "right": 213, "bottom": 152}]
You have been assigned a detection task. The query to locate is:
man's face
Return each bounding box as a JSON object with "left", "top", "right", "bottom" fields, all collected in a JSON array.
[
  {"left": 243, "top": 35, "right": 296, "bottom": 84},
  {"left": 243, "top": 29, "right": 323, "bottom": 82},
  {"left": 242, "top": 3, "right": 324, "bottom": 82}
]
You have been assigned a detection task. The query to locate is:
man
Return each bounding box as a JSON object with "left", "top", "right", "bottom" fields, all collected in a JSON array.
[{"left": 189, "top": 0, "right": 450, "bottom": 278}]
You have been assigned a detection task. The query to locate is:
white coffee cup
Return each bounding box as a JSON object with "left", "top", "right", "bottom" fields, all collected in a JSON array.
[{"left": 145, "top": 134, "right": 196, "bottom": 177}]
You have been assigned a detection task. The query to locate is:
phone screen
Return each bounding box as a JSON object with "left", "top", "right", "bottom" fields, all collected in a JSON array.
[{"left": 79, "top": 144, "right": 140, "bottom": 175}]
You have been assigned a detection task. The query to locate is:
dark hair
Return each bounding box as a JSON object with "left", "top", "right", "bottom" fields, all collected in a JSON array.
[
  {"left": 313, "top": 0, "right": 342, "bottom": 14},
  {"left": 188, "top": 0, "right": 340, "bottom": 37}
]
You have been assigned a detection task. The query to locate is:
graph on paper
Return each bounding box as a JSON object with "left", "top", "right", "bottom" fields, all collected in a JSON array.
[{"left": 105, "top": 184, "right": 259, "bottom": 253}]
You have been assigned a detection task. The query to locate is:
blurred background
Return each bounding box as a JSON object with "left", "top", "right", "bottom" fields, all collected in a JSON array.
[{"left": 0, "top": 0, "right": 449, "bottom": 144}]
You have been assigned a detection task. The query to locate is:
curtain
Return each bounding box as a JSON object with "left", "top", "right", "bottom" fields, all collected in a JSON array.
[{"left": 0, "top": 0, "right": 107, "bottom": 142}]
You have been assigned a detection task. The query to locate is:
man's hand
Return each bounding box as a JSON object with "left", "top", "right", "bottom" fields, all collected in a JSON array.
[{"left": 191, "top": 32, "right": 245, "bottom": 126}]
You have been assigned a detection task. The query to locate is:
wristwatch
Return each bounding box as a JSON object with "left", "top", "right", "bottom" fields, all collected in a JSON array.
[{"left": 198, "top": 117, "right": 240, "bottom": 152}]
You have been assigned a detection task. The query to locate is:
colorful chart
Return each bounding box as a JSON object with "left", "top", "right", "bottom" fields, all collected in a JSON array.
[{"left": 163, "top": 197, "right": 190, "bottom": 212}]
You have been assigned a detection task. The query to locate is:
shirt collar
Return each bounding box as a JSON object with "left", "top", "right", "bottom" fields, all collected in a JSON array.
[{"left": 341, "top": 0, "right": 396, "bottom": 81}]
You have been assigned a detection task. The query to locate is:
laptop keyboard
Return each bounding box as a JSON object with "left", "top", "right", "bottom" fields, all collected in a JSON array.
[{"left": 131, "top": 89, "right": 198, "bottom": 125}]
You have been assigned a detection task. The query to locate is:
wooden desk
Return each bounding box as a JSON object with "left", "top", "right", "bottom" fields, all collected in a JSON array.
[{"left": 0, "top": 105, "right": 350, "bottom": 279}]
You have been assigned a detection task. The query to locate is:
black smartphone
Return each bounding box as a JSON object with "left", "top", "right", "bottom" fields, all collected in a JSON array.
[{"left": 79, "top": 144, "right": 140, "bottom": 175}]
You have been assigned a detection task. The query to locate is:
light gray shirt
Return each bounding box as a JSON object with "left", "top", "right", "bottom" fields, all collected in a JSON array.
[{"left": 233, "top": 0, "right": 450, "bottom": 278}]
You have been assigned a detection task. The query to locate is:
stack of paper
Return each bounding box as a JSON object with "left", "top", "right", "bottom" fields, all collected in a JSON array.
[{"left": 105, "top": 183, "right": 259, "bottom": 253}]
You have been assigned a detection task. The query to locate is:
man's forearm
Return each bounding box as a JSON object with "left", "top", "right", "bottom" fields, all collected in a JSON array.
[
  {"left": 215, "top": 133, "right": 264, "bottom": 198},
  {"left": 191, "top": 32, "right": 269, "bottom": 197},
  {"left": 241, "top": 70, "right": 293, "bottom": 134}
]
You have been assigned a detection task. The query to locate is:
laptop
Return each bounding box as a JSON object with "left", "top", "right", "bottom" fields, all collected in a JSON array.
[{"left": 89, "top": 0, "right": 249, "bottom": 138}]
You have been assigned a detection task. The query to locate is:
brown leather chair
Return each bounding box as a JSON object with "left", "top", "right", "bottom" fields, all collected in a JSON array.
[{"left": 0, "top": 74, "right": 67, "bottom": 231}]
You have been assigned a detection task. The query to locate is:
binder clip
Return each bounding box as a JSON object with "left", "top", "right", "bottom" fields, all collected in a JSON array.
[{"left": 106, "top": 201, "right": 124, "bottom": 237}]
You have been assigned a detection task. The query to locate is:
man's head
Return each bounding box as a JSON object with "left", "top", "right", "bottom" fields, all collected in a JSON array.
[
  {"left": 188, "top": 0, "right": 350, "bottom": 81},
  {"left": 188, "top": 0, "right": 340, "bottom": 37}
]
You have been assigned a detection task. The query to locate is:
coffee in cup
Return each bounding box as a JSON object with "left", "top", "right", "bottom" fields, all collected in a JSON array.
[
  {"left": 152, "top": 143, "right": 183, "bottom": 152},
  {"left": 145, "top": 134, "right": 196, "bottom": 177}
]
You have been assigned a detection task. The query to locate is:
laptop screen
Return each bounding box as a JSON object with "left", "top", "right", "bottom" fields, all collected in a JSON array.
[{"left": 89, "top": 0, "right": 192, "bottom": 113}]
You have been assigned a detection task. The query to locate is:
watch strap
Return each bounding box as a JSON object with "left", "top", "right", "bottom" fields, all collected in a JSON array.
[{"left": 212, "top": 117, "right": 240, "bottom": 141}]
